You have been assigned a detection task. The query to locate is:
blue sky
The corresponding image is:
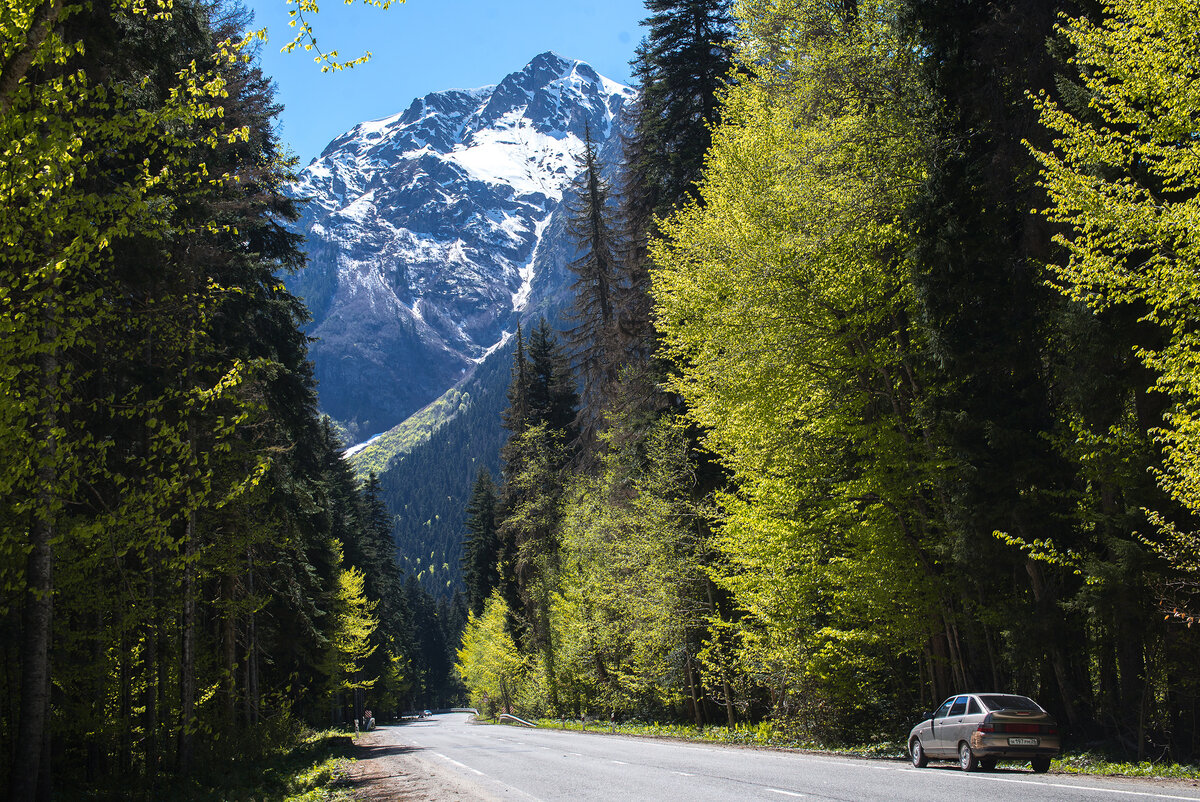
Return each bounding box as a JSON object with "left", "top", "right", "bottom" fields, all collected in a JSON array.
[{"left": 245, "top": 0, "right": 650, "bottom": 165}]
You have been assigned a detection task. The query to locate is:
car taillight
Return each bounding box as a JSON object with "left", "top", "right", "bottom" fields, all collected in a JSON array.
[
  {"left": 1042, "top": 725, "right": 1057, "bottom": 735},
  {"left": 977, "top": 723, "right": 994, "bottom": 733}
]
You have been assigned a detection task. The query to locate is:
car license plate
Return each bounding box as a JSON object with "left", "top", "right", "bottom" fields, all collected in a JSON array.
[{"left": 1008, "top": 737, "right": 1039, "bottom": 746}]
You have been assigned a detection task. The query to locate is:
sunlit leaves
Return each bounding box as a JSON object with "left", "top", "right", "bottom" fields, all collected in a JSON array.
[
  {"left": 1031, "top": 0, "right": 1200, "bottom": 531},
  {"left": 649, "top": 0, "right": 939, "bottom": 730},
  {"left": 280, "top": 0, "right": 404, "bottom": 73}
]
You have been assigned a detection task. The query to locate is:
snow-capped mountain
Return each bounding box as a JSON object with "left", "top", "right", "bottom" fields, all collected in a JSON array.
[{"left": 285, "top": 52, "right": 634, "bottom": 441}]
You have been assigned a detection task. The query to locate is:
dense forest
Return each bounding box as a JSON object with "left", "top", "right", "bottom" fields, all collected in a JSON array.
[
  {"left": 0, "top": 0, "right": 456, "bottom": 796},
  {"left": 456, "top": 0, "right": 1200, "bottom": 763}
]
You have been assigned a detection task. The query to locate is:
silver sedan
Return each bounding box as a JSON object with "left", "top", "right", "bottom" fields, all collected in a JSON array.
[{"left": 908, "top": 693, "right": 1061, "bottom": 772}]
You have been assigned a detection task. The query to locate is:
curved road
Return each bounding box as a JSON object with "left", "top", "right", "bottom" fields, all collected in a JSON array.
[{"left": 366, "top": 713, "right": 1200, "bottom": 801}]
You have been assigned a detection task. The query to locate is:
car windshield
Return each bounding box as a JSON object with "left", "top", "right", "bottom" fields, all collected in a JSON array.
[{"left": 979, "top": 694, "right": 1042, "bottom": 712}]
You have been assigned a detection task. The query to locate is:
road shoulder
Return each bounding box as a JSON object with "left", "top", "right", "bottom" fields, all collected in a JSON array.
[{"left": 345, "top": 725, "right": 501, "bottom": 801}]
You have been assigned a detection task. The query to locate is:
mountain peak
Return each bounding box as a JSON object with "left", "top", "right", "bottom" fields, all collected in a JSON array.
[
  {"left": 469, "top": 52, "right": 633, "bottom": 140},
  {"left": 522, "top": 51, "right": 575, "bottom": 82},
  {"left": 286, "top": 55, "right": 633, "bottom": 439}
]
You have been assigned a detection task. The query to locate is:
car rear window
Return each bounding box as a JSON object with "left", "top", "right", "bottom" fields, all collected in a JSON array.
[{"left": 979, "top": 694, "right": 1042, "bottom": 712}]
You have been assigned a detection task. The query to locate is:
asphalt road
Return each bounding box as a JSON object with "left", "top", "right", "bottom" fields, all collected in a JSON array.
[{"left": 375, "top": 713, "right": 1200, "bottom": 801}]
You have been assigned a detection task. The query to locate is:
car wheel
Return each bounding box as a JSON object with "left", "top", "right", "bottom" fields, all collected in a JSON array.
[
  {"left": 1031, "top": 757, "right": 1051, "bottom": 773},
  {"left": 959, "top": 742, "right": 979, "bottom": 772},
  {"left": 910, "top": 739, "right": 928, "bottom": 768},
  {"left": 980, "top": 758, "right": 996, "bottom": 771}
]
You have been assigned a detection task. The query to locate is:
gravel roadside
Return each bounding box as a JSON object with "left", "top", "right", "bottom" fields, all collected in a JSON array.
[{"left": 344, "top": 726, "right": 499, "bottom": 801}]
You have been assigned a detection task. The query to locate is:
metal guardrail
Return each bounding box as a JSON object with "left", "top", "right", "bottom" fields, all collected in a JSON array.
[{"left": 499, "top": 713, "right": 537, "bottom": 728}]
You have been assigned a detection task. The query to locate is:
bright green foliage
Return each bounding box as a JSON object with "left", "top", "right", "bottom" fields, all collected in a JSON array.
[
  {"left": 1031, "top": 0, "right": 1200, "bottom": 520},
  {"left": 281, "top": 0, "right": 404, "bottom": 73},
  {"left": 554, "top": 414, "right": 704, "bottom": 717},
  {"left": 326, "top": 559, "right": 380, "bottom": 694},
  {"left": 651, "top": 0, "right": 941, "bottom": 739},
  {"left": 456, "top": 592, "right": 534, "bottom": 716}
]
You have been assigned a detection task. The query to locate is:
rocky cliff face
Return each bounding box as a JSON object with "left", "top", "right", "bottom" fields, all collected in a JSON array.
[{"left": 286, "top": 52, "right": 634, "bottom": 442}]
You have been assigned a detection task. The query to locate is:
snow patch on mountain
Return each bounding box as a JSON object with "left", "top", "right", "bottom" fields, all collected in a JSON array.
[{"left": 513, "top": 213, "right": 552, "bottom": 312}]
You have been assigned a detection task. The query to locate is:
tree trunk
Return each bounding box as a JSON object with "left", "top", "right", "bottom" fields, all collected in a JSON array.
[
  {"left": 222, "top": 573, "right": 237, "bottom": 729},
  {"left": 685, "top": 651, "right": 703, "bottom": 727},
  {"left": 246, "top": 556, "right": 259, "bottom": 726},
  {"left": 1025, "top": 559, "right": 1081, "bottom": 732},
  {"left": 11, "top": 321, "right": 58, "bottom": 802},
  {"left": 179, "top": 510, "right": 196, "bottom": 775},
  {"left": 145, "top": 569, "right": 159, "bottom": 781},
  {"left": 119, "top": 628, "right": 131, "bottom": 778}
]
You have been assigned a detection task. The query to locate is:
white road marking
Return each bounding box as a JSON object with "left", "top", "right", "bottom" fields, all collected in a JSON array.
[
  {"left": 432, "top": 752, "right": 485, "bottom": 777},
  {"left": 765, "top": 790, "right": 806, "bottom": 798},
  {"left": 971, "top": 774, "right": 1200, "bottom": 800},
  {"left": 672, "top": 771, "right": 695, "bottom": 777},
  {"left": 611, "top": 760, "right": 629, "bottom": 765}
]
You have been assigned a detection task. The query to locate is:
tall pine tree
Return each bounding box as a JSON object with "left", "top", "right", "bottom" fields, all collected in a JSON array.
[
  {"left": 462, "top": 469, "right": 501, "bottom": 616},
  {"left": 564, "top": 128, "right": 624, "bottom": 441}
]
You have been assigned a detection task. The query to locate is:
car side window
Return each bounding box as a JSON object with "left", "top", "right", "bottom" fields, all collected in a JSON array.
[
  {"left": 948, "top": 696, "right": 968, "bottom": 716},
  {"left": 933, "top": 699, "right": 953, "bottom": 719},
  {"left": 967, "top": 698, "right": 981, "bottom": 715}
]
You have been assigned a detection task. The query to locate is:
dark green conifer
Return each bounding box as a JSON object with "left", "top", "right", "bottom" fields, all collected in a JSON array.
[
  {"left": 564, "top": 129, "right": 623, "bottom": 436},
  {"left": 461, "top": 469, "right": 500, "bottom": 616}
]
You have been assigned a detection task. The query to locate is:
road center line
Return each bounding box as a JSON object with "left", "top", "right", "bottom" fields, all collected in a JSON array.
[
  {"left": 672, "top": 771, "right": 694, "bottom": 777},
  {"left": 610, "top": 759, "right": 629, "bottom": 765},
  {"left": 765, "top": 789, "right": 805, "bottom": 798}
]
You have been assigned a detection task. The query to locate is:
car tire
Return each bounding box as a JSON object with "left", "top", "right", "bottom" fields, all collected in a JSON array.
[
  {"left": 1031, "top": 757, "right": 1051, "bottom": 773},
  {"left": 959, "top": 742, "right": 979, "bottom": 772},
  {"left": 910, "top": 739, "right": 928, "bottom": 768},
  {"left": 980, "top": 758, "right": 996, "bottom": 771}
]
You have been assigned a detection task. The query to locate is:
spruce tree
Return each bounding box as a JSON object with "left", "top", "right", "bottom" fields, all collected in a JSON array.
[
  {"left": 564, "top": 129, "right": 623, "bottom": 437},
  {"left": 901, "top": 0, "right": 1090, "bottom": 729},
  {"left": 461, "top": 469, "right": 500, "bottom": 616},
  {"left": 616, "top": 0, "right": 736, "bottom": 384},
  {"left": 523, "top": 319, "right": 579, "bottom": 441},
  {"left": 494, "top": 321, "right": 577, "bottom": 698},
  {"left": 628, "top": 0, "right": 735, "bottom": 219}
]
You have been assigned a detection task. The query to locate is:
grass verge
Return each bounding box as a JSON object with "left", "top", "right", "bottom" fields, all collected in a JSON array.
[
  {"left": 208, "top": 727, "right": 357, "bottom": 802},
  {"left": 168, "top": 726, "right": 358, "bottom": 801}
]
